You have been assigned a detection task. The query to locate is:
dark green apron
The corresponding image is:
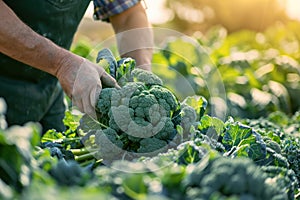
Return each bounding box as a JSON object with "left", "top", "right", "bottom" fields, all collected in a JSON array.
[{"left": 0, "top": 0, "right": 90, "bottom": 133}]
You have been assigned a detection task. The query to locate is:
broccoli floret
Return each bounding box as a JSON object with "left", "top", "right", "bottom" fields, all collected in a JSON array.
[
  {"left": 180, "top": 104, "right": 197, "bottom": 134},
  {"left": 129, "top": 91, "right": 157, "bottom": 120},
  {"left": 94, "top": 128, "right": 124, "bottom": 160},
  {"left": 126, "top": 117, "right": 154, "bottom": 139},
  {"left": 109, "top": 105, "right": 134, "bottom": 132},
  {"left": 153, "top": 117, "right": 176, "bottom": 140},
  {"left": 131, "top": 68, "right": 163, "bottom": 86},
  {"left": 149, "top": 85, "right": 179, "bottom": 114},
  {"left": 96, "top": 88, "right": 115, "bottom": 126},
  {"left": 119, "top": 82, "right": 145, "bottom": 103},
  {"left": 96, "top": 88, "right": 112, "bottom": 113},
  {"left": 104, "top": 128, "right": 123, "bottom": 147},
  {"left": 137, "top": 137, "right": 168, "bottom": 153},
  {"left": 127, "top": 135, "right": 142, "bottom": 143}
]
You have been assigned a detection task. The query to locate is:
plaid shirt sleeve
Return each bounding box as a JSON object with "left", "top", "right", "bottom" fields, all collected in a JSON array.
[{"left": 93, "top": 0, "right": 141, "bottom": 21}]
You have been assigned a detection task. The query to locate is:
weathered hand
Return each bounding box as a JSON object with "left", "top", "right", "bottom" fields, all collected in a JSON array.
[{"left": 56, "top": 58, "right": 119, "bottom": 118}]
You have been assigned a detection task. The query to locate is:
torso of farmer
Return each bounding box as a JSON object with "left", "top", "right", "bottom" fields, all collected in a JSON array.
[
  {"left": 0, "top": 0, "right": 90, "bottom": 82},
  {"left": 0, "top": 0, "right": 90, "bottom": 130}
]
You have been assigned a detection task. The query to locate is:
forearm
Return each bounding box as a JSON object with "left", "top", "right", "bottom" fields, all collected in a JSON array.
[
  {"left": 0, "top": 1, "right": 83, "bottom": 76},
  {"left": 110, "top": 2, "right": 153, "bottom": 71}
]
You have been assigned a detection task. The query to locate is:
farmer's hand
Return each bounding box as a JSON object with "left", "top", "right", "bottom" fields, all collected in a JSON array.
[
  {"left": 56, "top": 57, "right": 119, "bottom": 118},
  {"left": 0, "top": 1, "right": 119, "bottom": 118}
]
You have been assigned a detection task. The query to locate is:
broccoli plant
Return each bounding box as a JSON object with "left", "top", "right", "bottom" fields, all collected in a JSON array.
[
  {"left": 183, "top": 157, "right": 289, "bottom": 200},
  {"left": 82, "top": 49, "right": 182, "bottom": 161},
  {"left": 221, "top": 119, "right": 267, "bottom": 162},
  {"left": 281, "top": 135, "right": 300, "bottom": 186},
  {"left": 261, "top": 165, "right": 298, "bottom": 199}
]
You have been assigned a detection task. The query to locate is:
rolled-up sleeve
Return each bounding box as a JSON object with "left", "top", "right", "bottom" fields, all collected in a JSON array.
[{"left": 93, "top": 0, "right": 141, "bottom": 21}]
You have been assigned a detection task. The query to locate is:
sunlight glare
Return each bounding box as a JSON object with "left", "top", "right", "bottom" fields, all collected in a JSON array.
[{"left": 286, "top": 0, "right": 300, "bottom": 20}]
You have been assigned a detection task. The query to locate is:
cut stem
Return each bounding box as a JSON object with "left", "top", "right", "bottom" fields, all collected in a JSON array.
[{"left": 74, "top": 151, "right": 98, "bottom": 162}]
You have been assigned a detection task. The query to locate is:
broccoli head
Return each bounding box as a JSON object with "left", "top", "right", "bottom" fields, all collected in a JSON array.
[{"left": 93, "top": 66, "right": 181, "bottom": 158}]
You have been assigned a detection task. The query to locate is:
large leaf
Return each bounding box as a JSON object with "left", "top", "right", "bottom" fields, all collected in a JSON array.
[{"left": 222, "top": 119, "right": 267, "bottom": 162}]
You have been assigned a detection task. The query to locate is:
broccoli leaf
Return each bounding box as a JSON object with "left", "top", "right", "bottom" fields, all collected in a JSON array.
[
  {"left": 116, "top": 57, "right": 136, "bottom": 83},
  {"left": 96, "top": 48, "right": 118, "bottom": 78},
  {"left": 182, "top": 95, "right": 207, "bottom": 120},
  {"left": 222, "top": 120, "right": 267, "bottom": 162}
]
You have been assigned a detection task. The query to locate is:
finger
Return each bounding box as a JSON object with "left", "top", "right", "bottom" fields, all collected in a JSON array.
[
  {"left": 86, "top": 88, "right": 100, "bottom": 119},
  {"left": 100, "top": 71, "right": 121, "bottom": 89},
  {"left": 89, "top": 83, "right": 101, "bottom": 110},
  {"left": 94, "top": 62, "right": 120, "bottom": 89}
]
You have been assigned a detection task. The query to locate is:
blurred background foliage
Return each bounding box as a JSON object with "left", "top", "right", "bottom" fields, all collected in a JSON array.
[
  {"left": 72, "top": 0, "right": 300, "bottom": 120},
  {"left": 163, "top": 0, "right": 289, "bottom": 34},
  {"left": 150, "top": 22, "right": 300, "bottom": 119}
]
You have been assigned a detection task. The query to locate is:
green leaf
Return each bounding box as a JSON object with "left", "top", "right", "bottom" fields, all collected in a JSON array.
[
  {"left": 0, "top": 122, "right": 40, "bottom": 192},
  {"left": 116, "top": 57, "right": 136, "bottom": 82},
  {"left": 63, "top": 110, "right": 82, "bottom": 132},
  {"left": 96, "top": 48, "right": 118, "bottom": 78},
  {"left": 122, "top": 174, "right": 148, "bottom": 200},
  {"left": 198, "top": 115, "right": 225, "bottom": 136},
  {"left": 159, "top": 165, "right": 186, "bottom": 192},
  {"left": 222, "top": 120, "right": 267, "bottom": 161},
  {"left": 182, "top": 95, "right": 207, "bottom": 120}
]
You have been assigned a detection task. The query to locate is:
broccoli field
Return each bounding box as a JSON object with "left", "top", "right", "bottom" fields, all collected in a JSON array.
[{"left": 1, "top": 22, "right": 300, "bottom": 199}]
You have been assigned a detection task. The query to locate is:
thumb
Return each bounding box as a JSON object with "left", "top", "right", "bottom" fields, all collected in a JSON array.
[{"left": 98, "top": 69, "right": 120, "bottom": 89}]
